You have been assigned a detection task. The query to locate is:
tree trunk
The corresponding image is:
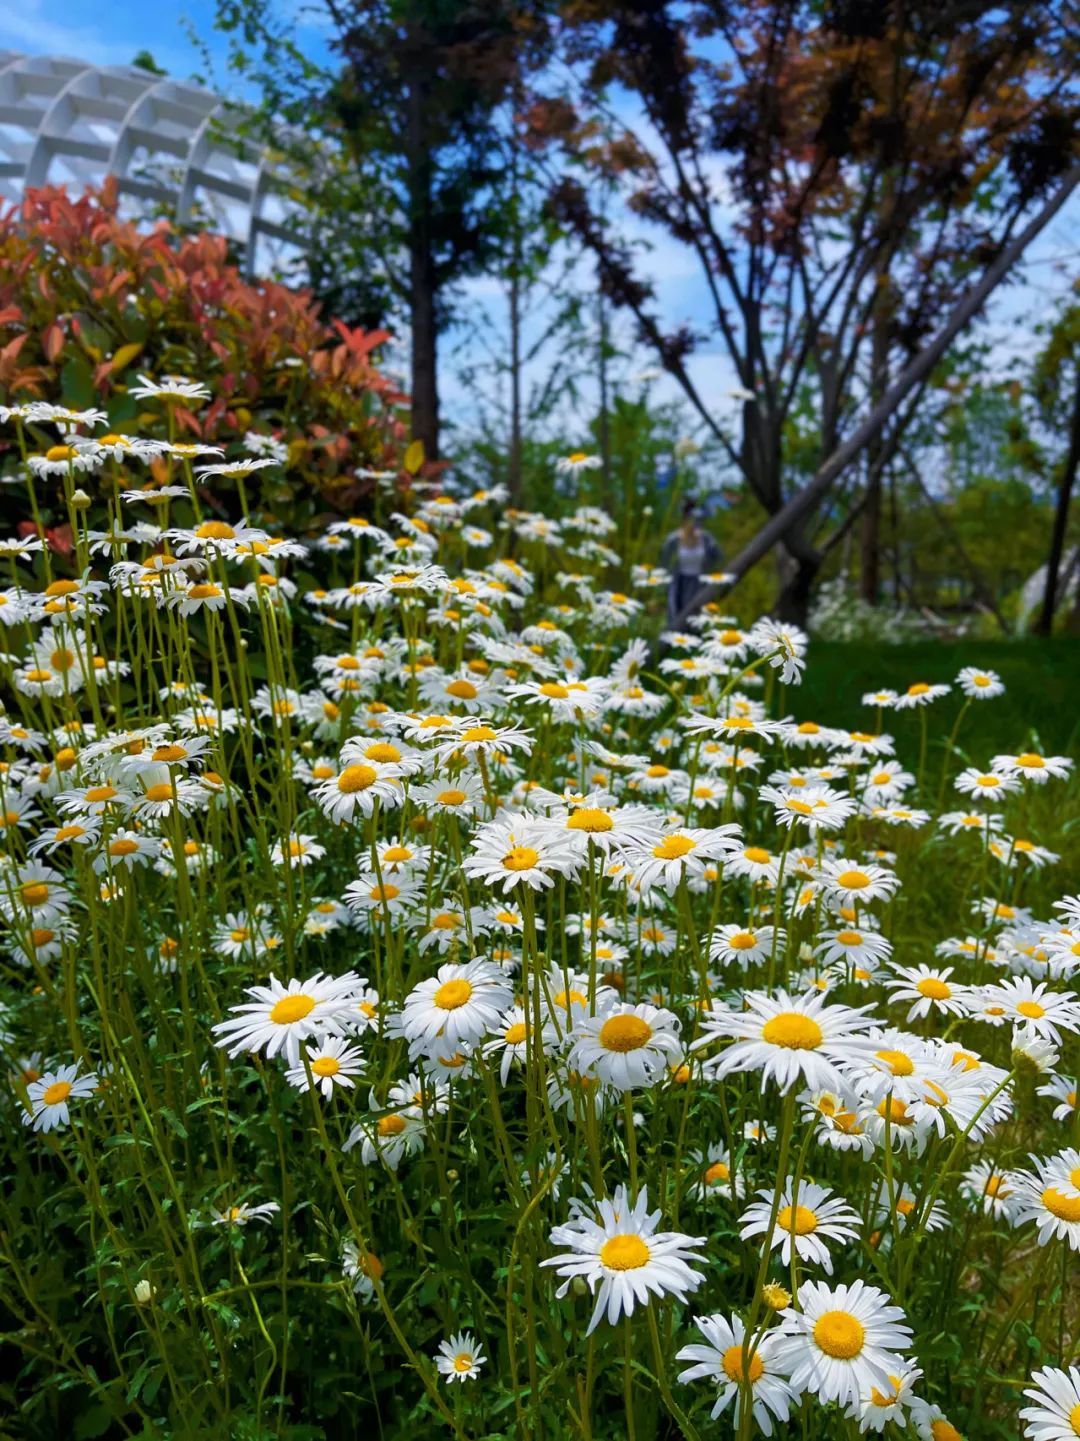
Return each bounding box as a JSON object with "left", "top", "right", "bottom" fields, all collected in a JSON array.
[
  {"left": 406, "top": 74, "right": 439, "bottom": 460},
  {"left": 776, "top": 543, "right": 822, "bottom": 626},
  {"left": 597, "top": 275, "right": 611, "bottom": 505},
  {"left": 1035, "top": 361, "right": 1080, "bottom": 635},
  {"left": 859, "top": 266, "right": 893, "bottom": 603},
  {"left": 506, "top": 127, "right": 523, "bottom": 506},
  {"left": 508, "top": 262, "right": 523, "bottom": 505}
]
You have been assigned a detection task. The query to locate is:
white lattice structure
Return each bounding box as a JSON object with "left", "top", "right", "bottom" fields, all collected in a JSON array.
[{"left": 0, "top": 50, "right": 306, "bottom": 277}]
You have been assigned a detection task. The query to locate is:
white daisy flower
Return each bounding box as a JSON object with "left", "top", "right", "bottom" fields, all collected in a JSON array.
[
  {"left": 567, "top": 1002, "right": 682, "bottom": 1091},
  {"left": 992, "top": 751, "right": 1073, "bottom": 784},
  {"left": 710, "top": 923, "right": 783, "bottom": 969},
  {"left": 887, "top": 964, "right": 970, "bottom": 1022},
  {"left": 211, "top": 972, "right": 360, "bottom": 1066},
  {"left": 284, "top": 1036, "right": 365, "bottom": 1098},
  {"left": 341, "top": 1240, "right": 385, "bottom": 1300},
  {"left": 22, "top": 1062, "right": 99, "bottom": 1132},
  {"left": 399, "top": 958, "right": 512, "bottom": 1059},
  {"left": 1011, "top": 1150, "right": 1080, "bottom": 1250},
  {"left": 208, "top": 1201, "right": 280, "bottom": 1227},
  {"left": 676, "top": 1311, "right": 797, "bottom": 1435},
  {"left": 435, "top": 1330, "right": 486, "bottom": 1383},
  {"left": 1020, "top": 1364, "right": 1080, "bottom": 1441},
  {"left": 692, "top": 989, "right": 875, "bottom": 1093},
  {"left": 739, "top": 1180, "right": 861, "bottom": 1273},
  {"left": 541, "top": 1183, "right": 706, "bottom": 1335},
  {"left": 770, "top": 1279, "right": 913, "bottom": 1409}
]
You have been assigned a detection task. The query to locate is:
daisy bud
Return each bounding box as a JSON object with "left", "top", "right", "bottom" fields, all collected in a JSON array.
[
  {"left": 1011, "top": 1024, "right": 1059, "bottom": 1076},
  {"left": 71, "top": 488, "right": 92, "bottom": 509},
  {"left": 571, "top": 1276, "right": 590, "bottom": 1298},
  {"left": 446, "top": 1169, "right": 459, "bottom": 1182},
  {"left": 763, "top": 1282, "right": 791, "bottom": 1311},
  {"left": 134, "top": 1279, "right": 156, "bottom": 1305}
]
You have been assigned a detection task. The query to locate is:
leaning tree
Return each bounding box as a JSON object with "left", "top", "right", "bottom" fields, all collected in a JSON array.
[{"left": 527, "top": 0, "right": 1080, "bottom": 618}]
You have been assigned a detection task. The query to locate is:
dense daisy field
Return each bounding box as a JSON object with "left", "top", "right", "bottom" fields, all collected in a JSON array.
[{"left": 1, "top": 394, "right": 1078, "bottom": 1441}]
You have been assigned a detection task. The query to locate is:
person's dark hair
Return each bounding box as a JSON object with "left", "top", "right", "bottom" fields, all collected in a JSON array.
[{"left": 681, "top": 499, "right": 698, "bottom": 520}]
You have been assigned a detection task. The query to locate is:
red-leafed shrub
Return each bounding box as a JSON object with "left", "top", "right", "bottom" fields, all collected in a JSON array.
[{"left": 0, "top": 179, "right": 409, "bottom": 527}]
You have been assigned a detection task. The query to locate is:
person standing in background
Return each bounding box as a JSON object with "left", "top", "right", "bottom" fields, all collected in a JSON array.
[{"left": 661, "top": 501, "right": 723, "bottom": 626}]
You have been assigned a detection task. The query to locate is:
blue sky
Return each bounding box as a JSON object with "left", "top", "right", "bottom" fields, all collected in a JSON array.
[
  {"left": 0, "top": 1, "right": 224, "bottom": 75},
  {"left": 4, "top": 4, "right": 1077, "bottom": 452}
]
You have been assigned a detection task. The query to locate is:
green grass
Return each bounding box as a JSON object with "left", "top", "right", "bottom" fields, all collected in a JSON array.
[{"left": 800, "top": 638, "right": 1080, "bottom": 757}]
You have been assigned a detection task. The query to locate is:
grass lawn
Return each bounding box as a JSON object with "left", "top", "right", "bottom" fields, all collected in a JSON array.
[{"left": 800, "top": 637, "right": 1080, "bottom": 756}]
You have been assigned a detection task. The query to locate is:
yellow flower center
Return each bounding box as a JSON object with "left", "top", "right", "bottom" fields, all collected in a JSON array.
[
  {"left": 365, "top": 742, "right": 401, "bottom": 763},
  {"left": 729, "top": 931, "right": 758, "bottom": 950},
  {"left": 383, "top": 845, "right": 412, "bottom": 862},
  {"left": 434, "top": 979, "right": 473, "bottom": 1010},
  {"left": 598, "top": 1015, "right": 652, "bottom": 1052},
  {"left": 540, "top": 682, "right": 570, "bottom": 698},
  {"left": 110, "top": 839, "right": 139, "bottom": 857},
  {"left": 877, "top": 1098, "right": 913, "bottom": 1126},
  {"left": 446, "top": 679, "right": 478, "bottom": 699},
  {"left": 813, "top": 1311, "right": 865, "bottom": 1359},
  {"left": 1042, "top": 1188, "right": 1080, "bottom": 1223},
  {"left": 776, "top": 1205, "right": 818, "bottom": 1235},
  {"left": 269, "top": 994, "right": 315, "bottom": 1025},
  {"left": 153, "top": 745, "right": 189, "bottom": 763},
  {"left": 836, "top": 869, "right": 870, "bottom": 889},
  {"left": 42, "top": 1080, "right": 73, "bottom": 1106},
  {"left": 461, "top": 726, "right": 497, "bottom": 742},
  {"left": 378, "top": 1114, "right": 406, "bottom": 1136},
  {"left": 553, "top": 988, "right": 587, "bottom": 1009},
  {"left": 502, "top": 846, "right": 539, "bottom": 871},
  {"left": 338, "top": 764, "right": 378, "bottom": 793},
  {"left": 312, "top": 1057, "right": 340, "bottom": 1078},
  {"left": 437, "top": 789, "right": 467, "bottom": 806},
  {"left": 369, "top": 884, "right": 399, "bottom": 902},
  {"left": 744, "top": 847, "right": 771, "bottom": 864},
  {"left": 761, "top": 1013, "right": 823, "bottom": 1049},
  {"left": 52, "top": 825, "right": 85, "bottom": 842},
  {"left": 872, "top": 771, "right": 892, "bottom": 785},
  {"left": 567, "top": 808, "right": 614, "bottom": 832},
  {"left": 21, "top": 883, "right": 50, "bottom": 906},
  {"left": 196, "top": 521, "right": 236, "bottom": 540},
  {"left": 452, "top": 1354, "right": 473, "bottom": 1373},
  {"left": 1016, "top": 1000, "right": 1045, "bottom": 1019},
  {"left": 876, "top": 1049, "right": 914, "bottom": 1076},
  {"left": 143, "top": 783, "right": 173, "bottom": 803},
  {"left": 652, "top": 834, "right": 694, "bottom": 860},
  {"left": 1016, "top": 752, "right": 1044, "bottom": 768},
  {"left": 504, "top": 1022, "right": 528, "bottom": 1045},
  {"left": 930, "top": 1422, "right": 963, "bottom": 1441},
  {"left": 907, "top": 683, "right": 930, "bottom": 696},
  {"left": 721, "top": 1344, "right": 764, "bottom": 1383},
  {"left": 917, "top": 977, "right": 951, "bottom": 1000},
  {"left": 703, "top": 1161, "right": 730, "bottom": 1186},
  {"left": 599, "top": 1234, "right": 650, "bottom": 1270}
]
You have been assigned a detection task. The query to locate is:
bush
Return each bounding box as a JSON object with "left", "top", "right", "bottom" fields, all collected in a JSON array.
[{"left": 0, "top": 182, "right": 408, "bottom": 538}]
